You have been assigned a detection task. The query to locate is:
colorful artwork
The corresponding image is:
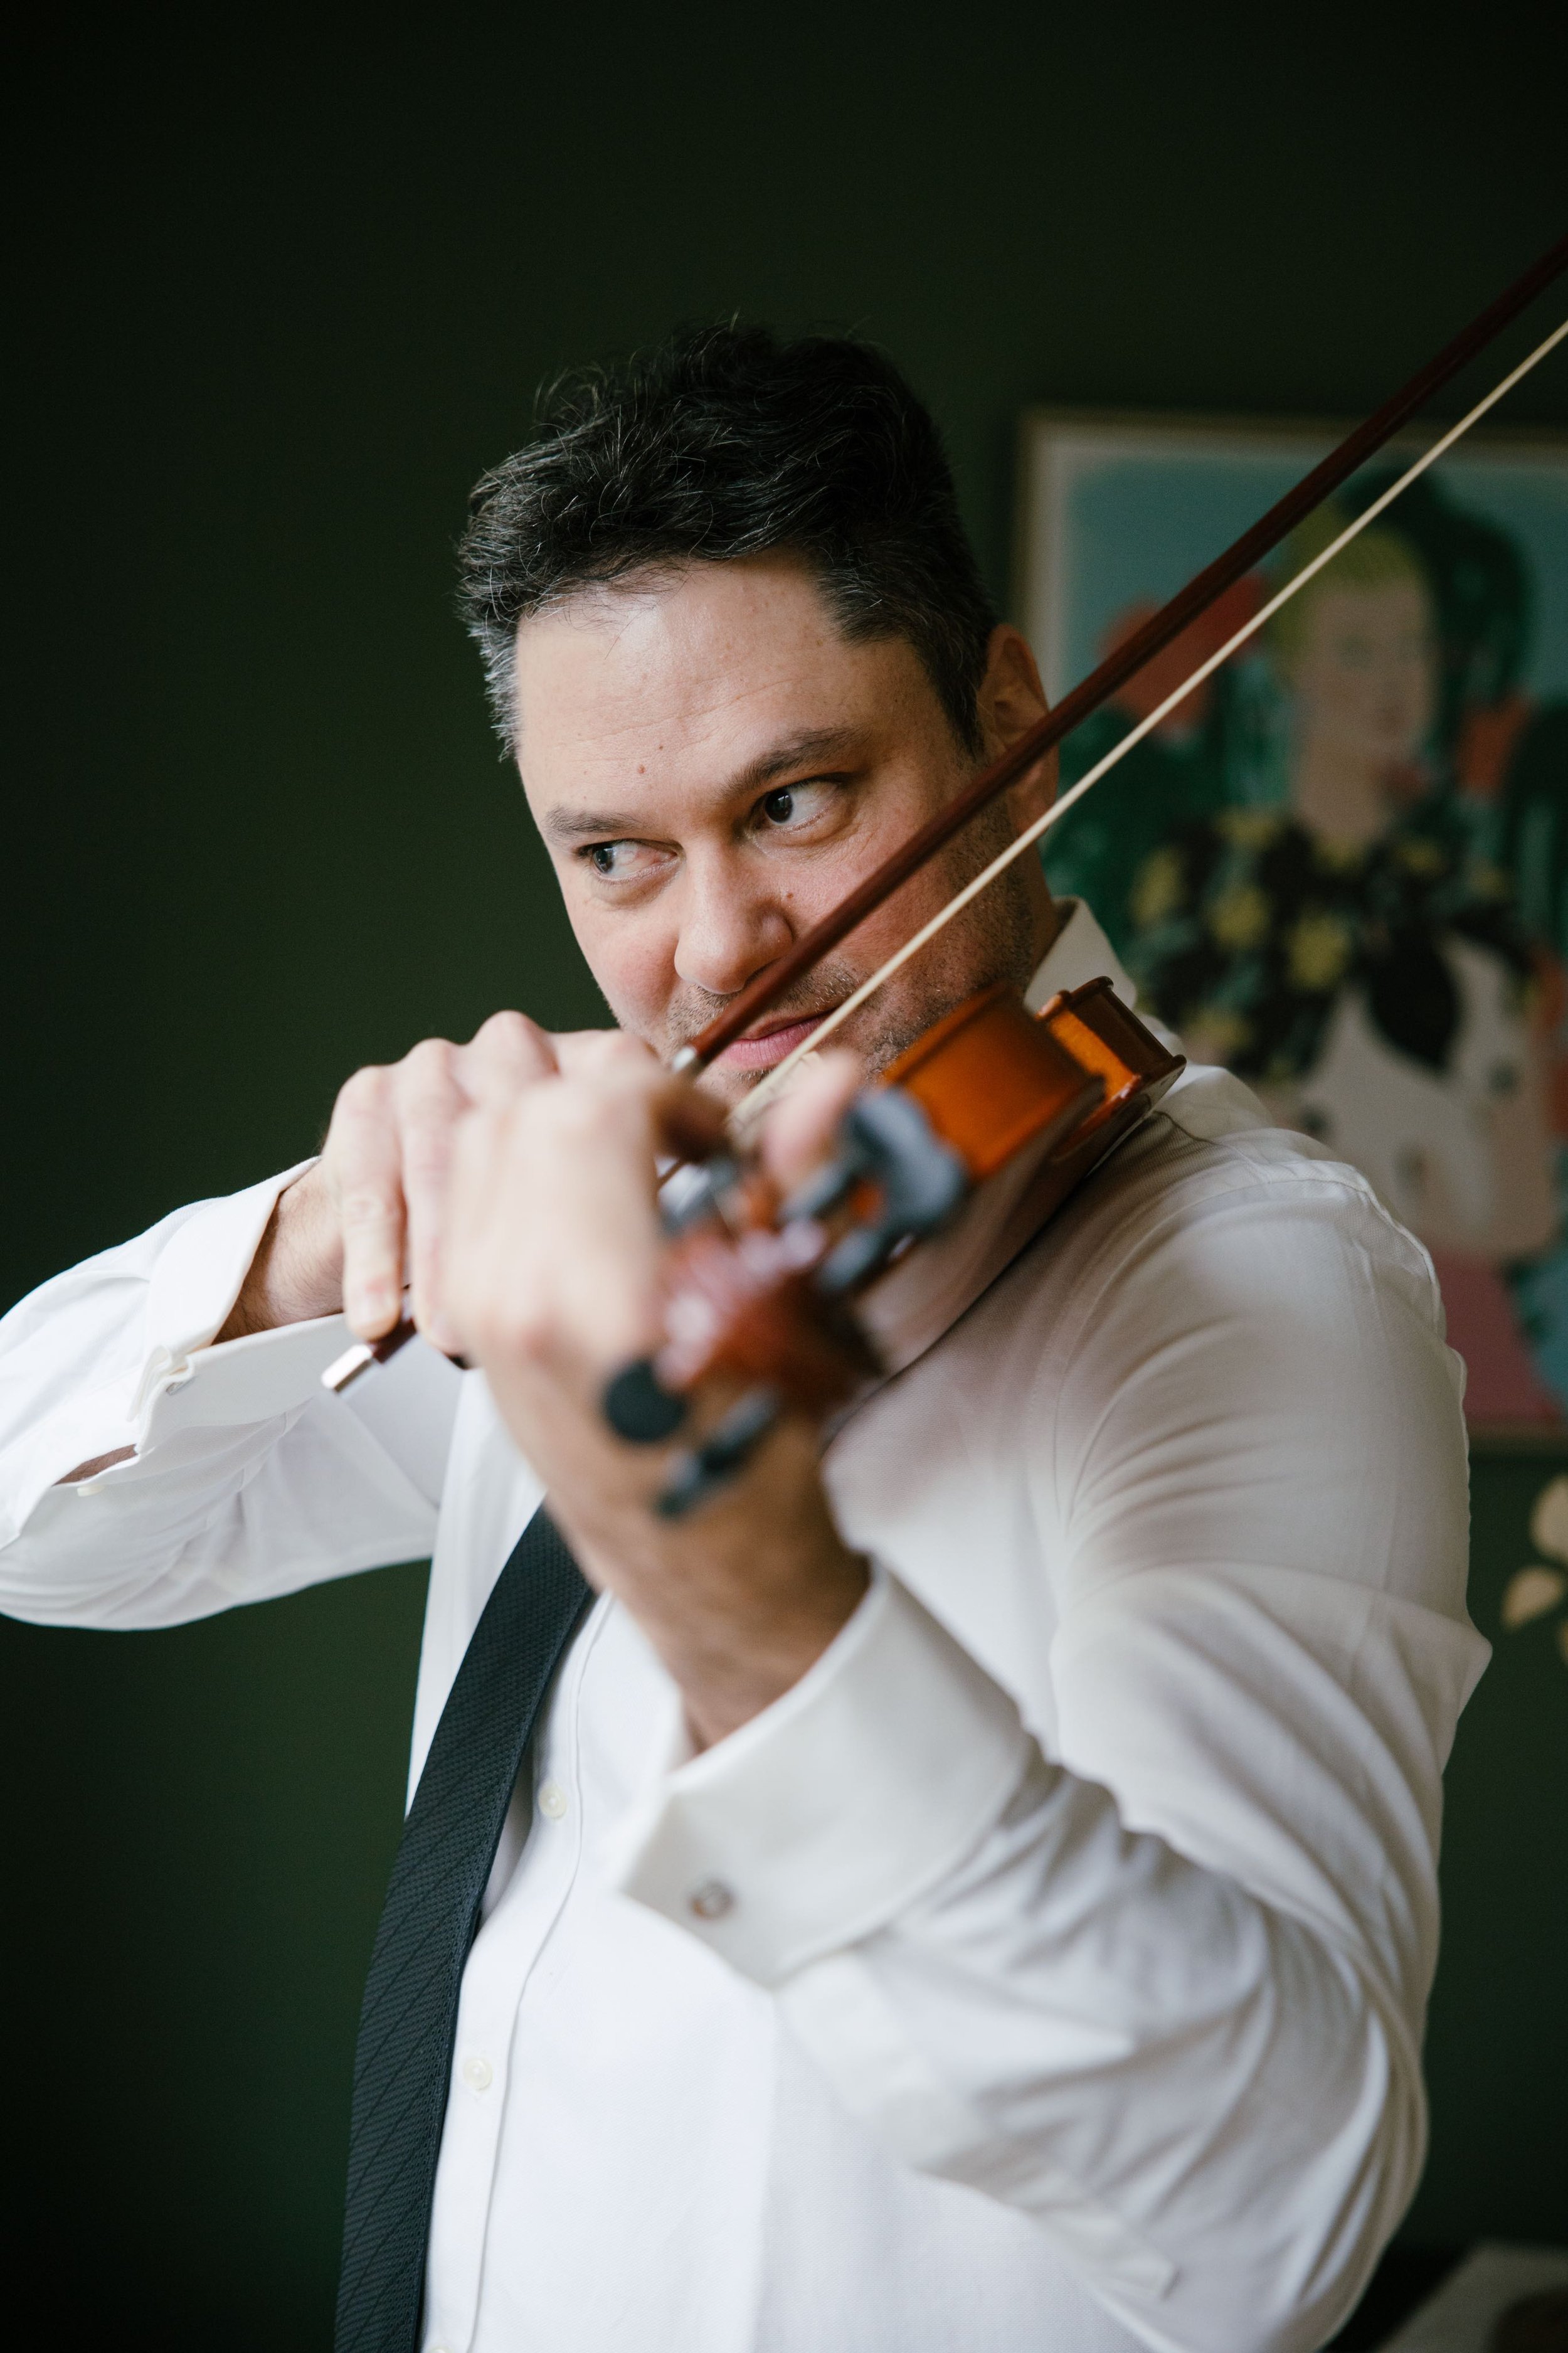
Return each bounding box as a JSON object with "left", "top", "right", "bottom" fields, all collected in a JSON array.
[{"left": 1017, "top": 413, "right": 1568, "bottom": 1429}]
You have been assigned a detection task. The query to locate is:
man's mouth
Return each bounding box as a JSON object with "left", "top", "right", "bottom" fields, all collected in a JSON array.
[{"left": 716, "top": 1006, "right": 840, "bottom": 1073}]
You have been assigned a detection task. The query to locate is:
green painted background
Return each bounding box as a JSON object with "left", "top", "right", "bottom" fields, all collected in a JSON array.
[{"left": 5, "top": 8, "right": 1565, "bottom": 2339}]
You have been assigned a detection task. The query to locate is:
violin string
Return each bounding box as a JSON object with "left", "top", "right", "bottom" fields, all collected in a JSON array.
[{"left": 732, "top": 313, "right": 1568, "bottom": 1133}]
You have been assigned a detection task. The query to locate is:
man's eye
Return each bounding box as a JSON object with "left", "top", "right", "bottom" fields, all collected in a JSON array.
[
  {"left": 759, "top": 780, "right": 835, "bottom": 832},
  {"left": 583, "top": 839, "right": 662, "bottom": 881}
]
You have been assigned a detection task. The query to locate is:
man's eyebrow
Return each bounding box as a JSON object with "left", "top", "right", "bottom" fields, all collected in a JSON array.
[
  {"left": 737, "top": 725, "right": 861, "bottom": 790},
  {"left": 544, "top": 805, "right": 652, "bottom": 843},
  {"left": 542, "top": 727, "right": 863, "bottom": 844}
]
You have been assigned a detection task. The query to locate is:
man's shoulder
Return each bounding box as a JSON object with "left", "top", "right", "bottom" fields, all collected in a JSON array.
[
  {"left": 1126, "top": 1056, "right": 1415, "bottom": 1228},
  {"left": 1002, "top": 1052, "right": 1444, "bottom": 1344}
]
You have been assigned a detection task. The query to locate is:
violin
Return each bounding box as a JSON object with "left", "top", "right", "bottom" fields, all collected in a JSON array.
[
  {"left": 323, "top": 233, "right": 1568, "bottom": 1507},
  {"left": 603, "top": 979, "right": 1182, "bottom": 1514}
]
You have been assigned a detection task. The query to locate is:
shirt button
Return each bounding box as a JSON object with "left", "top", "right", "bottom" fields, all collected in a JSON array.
[
  {"left": 538, "top": 1779, "right": 568, "bottom": 1821},
  {"left": 689, "top": 1878, "right": 735, "bottom": 1920},
  {"left": 460, "top": 2054, "right": 494, "bottom": 2093}
]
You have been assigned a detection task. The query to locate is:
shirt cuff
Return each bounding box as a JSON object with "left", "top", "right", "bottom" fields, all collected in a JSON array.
[
  {"left": 132, "top": 1159, "right": 318, "bottom": 1418},
  {"left": 6, "top": 1163, "right": 324, "bottom": 1528},
  {"left": 612, "top": 1563, "right": 1033, "bottom": 1985}
]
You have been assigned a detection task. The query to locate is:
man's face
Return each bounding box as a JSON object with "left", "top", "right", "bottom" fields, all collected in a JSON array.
[{"left": 512, "top": 555, "right": 1051, "bottom": 1108}]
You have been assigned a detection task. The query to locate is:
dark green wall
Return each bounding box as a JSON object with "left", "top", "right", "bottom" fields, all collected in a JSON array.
[
  {"left": 6, "top": 8, "right": 1565, "bottom": 2339},
  {"left": 1421, "top": 1448, "right": 1568, "bottom": 2251}
]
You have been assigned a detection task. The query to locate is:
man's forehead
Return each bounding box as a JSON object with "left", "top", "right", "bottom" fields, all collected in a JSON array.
[{"left": 512, "top": 559, "right": 862, "bottom": 755}]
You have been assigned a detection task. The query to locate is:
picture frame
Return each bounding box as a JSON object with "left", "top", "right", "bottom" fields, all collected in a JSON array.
[{"left": 1015, "top": 408, "right": 1568, "bottom": 1442}]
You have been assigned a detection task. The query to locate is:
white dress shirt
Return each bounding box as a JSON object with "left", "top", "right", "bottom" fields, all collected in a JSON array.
[{"left": 0, "top": 903, "right": 1483, "bottom": 2353}]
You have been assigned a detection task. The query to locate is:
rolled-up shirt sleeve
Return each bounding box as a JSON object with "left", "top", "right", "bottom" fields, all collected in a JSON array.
[
  {"left": 0, "top": 1169, "right": 450, "bottom": 1628},
  {"left": 614, "top": 1154, "right": 1488, "bottom": 2353}
]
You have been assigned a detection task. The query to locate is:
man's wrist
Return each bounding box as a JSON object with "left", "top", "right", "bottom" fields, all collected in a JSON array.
[
  {"left": 217, "top": 1166, "right": 342, "bottom": 1340},
  {"left": 670, "top": 1549, "right": 872, "bottom": 1751}
]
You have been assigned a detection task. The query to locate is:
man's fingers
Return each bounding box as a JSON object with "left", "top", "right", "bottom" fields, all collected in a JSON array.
[
  {"left": 442, "top": 1056, "right": 672, "bottom": 1383},
  {"left": 652, "top": 1078, "right": 728, "bottom": 1167},
  {"left": 327, "top": 1067, "right": 410, "bottom": 1340},
  {"left": 759, "top": 1051, "right": 863, "bottom": 1194},
  {"left": 566, "top": 1031, "right": 651, "bottom": 1066},
  {"left": 459, "top": 1009, "right": 561, "bottom": 1108},
  {"left": 393, "top": 1040, "right": 469, "bottom": 1346},
  {"left": 552, "top": 1028, "right": 651, "bottom": 1079},
  {"left": 568, "top": 1043, "right": 726, "bottom": 1171},
  {"left": 323, "top": 1016, "right": 616, "bottom": 1349}
]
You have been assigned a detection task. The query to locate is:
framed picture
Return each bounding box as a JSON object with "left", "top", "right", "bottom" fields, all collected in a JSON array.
[{"left": 1015, "top": 408, "right": 1568, "bottom": 1437}]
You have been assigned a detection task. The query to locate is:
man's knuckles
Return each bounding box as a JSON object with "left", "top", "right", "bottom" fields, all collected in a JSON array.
[
  {"left": 467, "top": 1008, "right": 557, "bottom": 1070},
  {"left": 569, "top": 1029, "right": 657, "bottom": 1075},
  {"left": 391, "top": 1039, "right": 462, "bottom": 1111},
  {"left": 331, "top": 1063, "right": 395, "bottom": 1131},
  {"left": 331, "top": 1040, "right": 456, "bottom": 1133}
]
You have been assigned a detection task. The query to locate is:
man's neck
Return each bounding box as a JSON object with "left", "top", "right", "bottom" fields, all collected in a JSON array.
[{"left": 1029, "top": 886, "right": 1066, "bottom": 975}]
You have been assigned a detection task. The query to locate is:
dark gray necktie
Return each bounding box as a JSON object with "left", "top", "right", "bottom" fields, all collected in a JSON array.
[{"left": 334, "top": 1506, "right": 592, "bottom": 2352}]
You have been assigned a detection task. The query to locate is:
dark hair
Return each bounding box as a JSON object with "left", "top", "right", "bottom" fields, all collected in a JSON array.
[{"left": 457, "top": 323, "right": 997, "bottom": 755}]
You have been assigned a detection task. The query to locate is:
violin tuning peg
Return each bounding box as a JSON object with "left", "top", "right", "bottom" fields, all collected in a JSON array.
[
  {"left": 655, "top": 1386, "right": 782, "bottom": 1519},
  {"left": 603, "top": 1358, "right": 689, "bottom": 1444}
]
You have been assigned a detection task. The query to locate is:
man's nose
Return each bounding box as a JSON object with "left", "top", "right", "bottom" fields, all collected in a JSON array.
[{"left": 674, "top": 856, "right": 795, "bottom": 1000}]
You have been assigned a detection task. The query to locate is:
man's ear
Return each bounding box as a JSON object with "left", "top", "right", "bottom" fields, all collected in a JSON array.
[{"left": 975, "top": 624, "right": 1059, "bottom": 836}]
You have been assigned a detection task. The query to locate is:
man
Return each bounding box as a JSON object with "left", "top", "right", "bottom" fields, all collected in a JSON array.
[{"left": 0, "top": 326, "right": 1481, "bottom": 2353}]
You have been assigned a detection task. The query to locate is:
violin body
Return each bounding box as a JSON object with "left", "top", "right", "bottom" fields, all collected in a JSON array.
[
  {"left": 607, "top": 978, "right": 1183, "bottom": 1514},
  {"left": 887, "top": 973, "right": 1183, "bottom": 1188}
]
